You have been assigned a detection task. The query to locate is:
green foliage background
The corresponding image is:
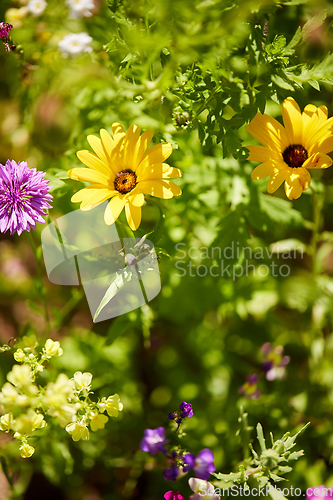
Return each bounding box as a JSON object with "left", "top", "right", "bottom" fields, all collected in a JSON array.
[{"left": 1, "top": 0, "right": 333, "bottom": 498}]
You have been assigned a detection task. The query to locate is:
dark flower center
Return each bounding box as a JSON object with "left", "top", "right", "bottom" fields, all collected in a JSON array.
[
  {"left": 282, "top": 144, "right": 308, "bottom": 168},
  {"left": 114, "top": 169, "right": 137, "bottom": 194}
]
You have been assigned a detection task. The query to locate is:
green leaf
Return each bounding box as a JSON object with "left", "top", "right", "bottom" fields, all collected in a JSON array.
[
  {"left": 259, "top": 194, "right": 304, "bottom": 226},
  {"left": 271, "top": 74, "right": 295, "bottom": 91},
  {"left": 93, "top": 269, "right": 131, "bottom": 322},
  {"left": 257, "top": 423, "right": 266, "bottom": 452}
]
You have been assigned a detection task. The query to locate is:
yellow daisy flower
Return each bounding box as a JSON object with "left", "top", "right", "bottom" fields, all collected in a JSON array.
[
  {"left": 68, "top": 123, "right": 182, "bottom": 231},
  {"left": 246, "top": 97, "right": 333, "bottom": 200}
]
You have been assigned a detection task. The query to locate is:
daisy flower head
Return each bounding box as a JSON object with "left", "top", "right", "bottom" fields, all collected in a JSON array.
[
  {"left": 0, "top": 160, "right": 52, "bottom": 236},
  {"left": 246, "top": 97, "right": 333, "bottom": 200},
  {"left": 58, "top": 32, "right": 92, "bottom": 58},
  {"left": 65, "top": 0, "right": 95, "bottom": 18},
  {"left": 68, "top": 123, "right": 182, "bottom": 231},
  {"left": 27, "top": 0, "right": 47, "bottom": 16}
]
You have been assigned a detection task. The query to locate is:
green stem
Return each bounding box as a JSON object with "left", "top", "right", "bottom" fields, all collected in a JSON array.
[
  {"left": 27, "top": 231, "right": 50, "bottom": 331},
  {"left": 309, "top": 186, "right": 324, "bottom": 274}
]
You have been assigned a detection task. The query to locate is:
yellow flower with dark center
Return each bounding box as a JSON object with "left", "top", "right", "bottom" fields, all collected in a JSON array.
[
  {"left": 246, "top": 97, "right": 333, "bottom": 200},
  {"left": 68, "top": 123, "right": 182, "bottom": 231}
]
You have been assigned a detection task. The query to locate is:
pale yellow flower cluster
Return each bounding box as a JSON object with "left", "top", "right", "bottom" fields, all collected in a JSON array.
[{"left": 0, "top": 338, "right": 123, "bottom": 458}]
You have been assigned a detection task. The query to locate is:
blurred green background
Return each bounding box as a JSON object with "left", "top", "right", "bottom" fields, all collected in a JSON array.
[{"left": 1, "top": 0, "right": 333, "bottom": 498}]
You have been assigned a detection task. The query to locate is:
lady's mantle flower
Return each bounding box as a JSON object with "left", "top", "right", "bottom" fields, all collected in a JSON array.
[
  {"left": 183, "top": 449, "right": 215, "bottom": 480},
  {"left": 66, "top": 418, "right": 89, "bottom": 441},
  {"left": 27, "top": 0, "right": 47, "bottom": 16},
  {"left": 140, "top": 427, "right": 169, "bottom": 455},
  {"left": 261, "top": 343, "right": 290, "bottom": 381},
  {"left": 97, "top": 394, "right": 123, "bottom": 417},
  {"left": 0, "top": 160, "right": 52, "bottom": 236},
  {"left": 73, "top": 371, "right": 92, "bottom": 396},
  {"left": 43, "top": 339, "right": 63, "bottom": 359},
  {"left": 19, "top": 443, "right": 35, "bottom": 458},
  {"left": 165, "top": 491, "right": 187, "bottom": 500},
  {"left": 238, "top": 374, "right": 261, "bottom": 399},
  {"left": 89, "top": 412, "right": 108, "bottom": 431},
  {"left": 306, "top": 487, "right": 333, "bottom": 500},
  {"left": 58, "top": 32, "right": 93, "bottom": 57},
  {"left": 189, "top": 478, "right": 220, "bottom": 500},
  {"left": 68, "top": 123, "right": 182, "bottom": 231},
  {"left": 246, "top": 97, "right": 333, "bottom": 200},
  {"left": 65, "top": 0, "right": 94, "bottom": 18}
]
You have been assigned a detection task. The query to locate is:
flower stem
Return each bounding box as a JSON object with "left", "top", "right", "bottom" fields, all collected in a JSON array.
[
  {"left": 27, "top": 231, "right": 50, "bottom": 331},
  {"left": 309, "top": 186, "right": 324, "bottom": 273}
]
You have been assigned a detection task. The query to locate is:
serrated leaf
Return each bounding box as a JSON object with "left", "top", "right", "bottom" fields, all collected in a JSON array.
[
  {"left": 259, "top": 194, "right": 304, "bottom": 226},
  {"left": 271, "top": 74, "right": 295, "bottom": 90},
  {"left": 257, "top": 423, "right": 266, "bottom": 452},
  {"left": 213, "top": 472, "right": 242, "bottom": 482}
]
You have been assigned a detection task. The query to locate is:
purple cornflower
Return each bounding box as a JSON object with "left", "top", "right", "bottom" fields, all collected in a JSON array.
[
  {"left": 163, "top": 466, "right": 180, "bottom": 482},
  {"left": 140, "top": 427, "right": 168, "bottom": 455},
  {"left": 0, "top": 160, "right": 52, "bottom": 236},
  {"left": 183, "top": 448, "right": 215, "bottom": 480},
  {"left": 261, "top": 343, "right": 290, "bottom": 381},
  {"left": 164, "top": 491, "right": 187, "bottom": 500},
  {"left": 306, "top": 486, "right": 333, "bottom": 500},
  {"left": 180, "top": 402, "right": 193, "bottom": 418},
  {"left": 238, "top": 374, "right": 261, "bottom": 399},
  {"left": 0, "top": 22, "right": 12, "bottom": 39}
]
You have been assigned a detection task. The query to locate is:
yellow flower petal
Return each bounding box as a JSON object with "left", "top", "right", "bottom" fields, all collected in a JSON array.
[
  {"left": 104, "top": 196, "right": 125, "bottom": 225},
  {"left": 68, "top": 167, "right": 109, "bottom": 185},
  {"left": 306, "top": 153, "right": 332, "bottom": 169},
  {"left": 128, "top": 191, "right": 145, "bottom": 207},
  {"left": 282, "top": 97, "right": 303, "bottom": 144},
  {"left": 133, "top": 130, "right": 154, "bottom": 167},
  {"left": 100, "top": 129, "right": 114, "bottom": 155},
  {"left": 284, "top": 170, "right": 311, "bottom": 200},
  {"left": 267, "top": 169, "right": 289, "bottom": 193},
  {"left": 123, "top": 124, "right": 141, "bottom": 170},
  {"left": 138, "top": 164, "right": 182, "bottom": 181},
  {"left": 87, "top": 135, "right": 108, "bottom": 163},
  {"left": 112, "top": 123, "right": 126, "bottom": 144},
  {"left": 138, "top": 143, "right": 173, "bottom": 171},
  {"left": 247, "top": 145, "right": 282, "bottom": 163},
  {"left": 251, "top": 162, "right": 276, "bottom": 180},
  {"left": 76, "top": 150, "right": 110, "bottom": 176},
  {"left": 139, "top": 179, "right": 181, "bottom": 199},
  {"left": 246, "top": 114, "right": 289, "bottom": 151},
  {"left": 125, "top": 202, "right": 142, "bottom": 231},
  {"left": 71, "top": 185, "right": 107, "bottom": 203}
]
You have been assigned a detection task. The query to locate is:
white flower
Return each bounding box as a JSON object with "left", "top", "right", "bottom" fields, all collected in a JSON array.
[
  {"left": 65, "top": 0, "right": 94, "bottom": 18},
  {"left": 27, "top": 0, "right": 47, "bottom": 16},
  {"left": 58, "top": 33, "right": 93, "bottom": 58},
  {"left": 189, "top": 478, "right": 221, "bottom": 500},
  {"left": 73, "top": 371, "right": 92, "bottom": 395}
]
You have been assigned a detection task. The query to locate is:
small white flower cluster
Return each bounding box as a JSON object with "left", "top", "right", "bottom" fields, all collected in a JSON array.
[
  {"left": 66, "top": 0, "right": 95, "bottom": 18},
  {"left": 0, "top": 338, "right": 123, "bottom": 458},
  {"left": 27, "top": 0, "right": 47, "bottom": 16},
  {"left": 26, "top": 0, "right": 95, "bottom": 18},
  {"left": 58, "top": 32, "right": 93, "bottom": 58}
]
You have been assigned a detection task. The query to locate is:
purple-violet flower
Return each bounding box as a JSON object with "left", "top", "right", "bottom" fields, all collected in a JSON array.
[
  {"left": 0, "top": 160, "right": 52, "bottom": 236},
  {"left": 140, "top": 426, "right": 168, "bottom": 455}
]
